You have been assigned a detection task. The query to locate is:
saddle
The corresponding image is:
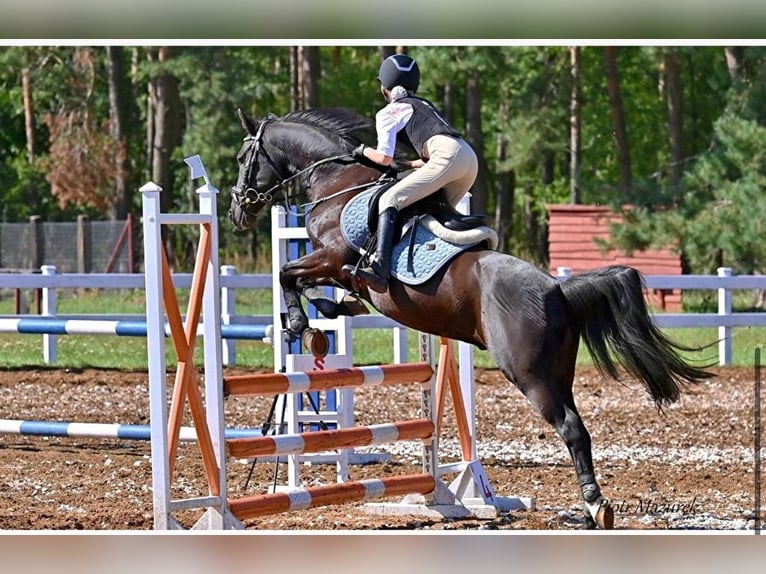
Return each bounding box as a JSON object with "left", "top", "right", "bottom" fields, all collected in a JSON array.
[
  {"left": 341, "top": 185, "right": 497, "bottom": 286},
  {"left": 365, "top": 181, "right": 489, "bottom": 235}
]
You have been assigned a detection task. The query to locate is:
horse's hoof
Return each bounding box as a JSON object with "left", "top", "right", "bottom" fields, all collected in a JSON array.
[
  {"left": 595, "top": 500, "right": 615, "bottom": 530},
  {"left": 302, "top": 328, "right": 329, "bottom": 359},
  {"left": 283, "top": 330, "right": 299, "bottom": 344},
  {"left": 584, "top": 497, "right": 614, "bottom": 530},
  {"left": 580, "top": 515, "right": 597, "bottom": 530}
]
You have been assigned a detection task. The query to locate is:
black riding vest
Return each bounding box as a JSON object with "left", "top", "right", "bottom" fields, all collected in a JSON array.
[{"left": 398, "top": 96, "right": 461, "bottom": 159}]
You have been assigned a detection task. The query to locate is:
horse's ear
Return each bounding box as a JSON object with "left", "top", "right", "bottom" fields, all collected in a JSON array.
[{"left": 237, "top": 108, "right": 258, "bottom": 135}]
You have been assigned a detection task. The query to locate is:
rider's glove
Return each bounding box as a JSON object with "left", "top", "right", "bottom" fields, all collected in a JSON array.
[{"left": 352, "top": 144, "right": 367, "bottom": 160}]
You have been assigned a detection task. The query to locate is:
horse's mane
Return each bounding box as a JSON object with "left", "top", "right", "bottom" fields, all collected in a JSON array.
[
  {"left": 281, "top": 108, "right": 374, "bottom": 146},
  {"left": 275, "top": 107, "right": 411, "bottom": 161}
]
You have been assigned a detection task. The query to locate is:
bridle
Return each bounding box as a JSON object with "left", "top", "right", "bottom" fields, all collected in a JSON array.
[
  {"left": 231, "top": 117, "right": 360, "bottom": 216},
  {"left": 231, "top": 118, "right": 289, "bottom": 214}
]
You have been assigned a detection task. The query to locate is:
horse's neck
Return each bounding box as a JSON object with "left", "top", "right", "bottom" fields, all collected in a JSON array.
[
  {"left": 277, "top": 123, "right": 338, "bottom": 172},
  {"left": 275, "top": 122, "right": 381, "bottom": 202}
]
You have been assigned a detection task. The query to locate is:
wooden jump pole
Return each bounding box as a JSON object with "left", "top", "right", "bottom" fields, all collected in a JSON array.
[
  {"left": 229, "top": 474, "right": 436, "bottom": 521},
  {"left": 227, "top": 418, "right": 434, "bottom": 459},
  {"left": 223, "top": 362, "right": 434, "bottom": 397}
]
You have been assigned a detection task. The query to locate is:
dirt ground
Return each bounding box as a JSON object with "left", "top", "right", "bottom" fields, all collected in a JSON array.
[{"left": 0, "top": 364, "right": 761, "bottom": 531}]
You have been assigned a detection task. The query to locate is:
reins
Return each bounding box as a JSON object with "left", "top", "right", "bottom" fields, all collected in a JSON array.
[
  {"left": 297, "top": 178, "right": 393, "bottom": 213},
  {"left": 235, "top": 118, "right": 395, "bottom": 218},
  {"left": 264, "top": 153, "right": 351, "bottom": 205}
]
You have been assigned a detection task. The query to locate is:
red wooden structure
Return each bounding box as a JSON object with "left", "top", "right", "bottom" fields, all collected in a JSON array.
[{"left": 547, "top": 205, "right": 683, "bottom": 311}]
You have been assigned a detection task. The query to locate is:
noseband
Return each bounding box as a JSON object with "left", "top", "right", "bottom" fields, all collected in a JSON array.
[{"left": 231, "top": 118, "right": 287, "bottom": 214}]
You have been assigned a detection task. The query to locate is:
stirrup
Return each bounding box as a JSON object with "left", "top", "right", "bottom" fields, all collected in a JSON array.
[
  {"left": 356, "top": 268, "right": 388, "bottom": 293},
  {"left": 349, "top": 265, "right": 388, "bottom": 293},
  {"left": 342, "top": 263, "right": 386, "bottom": 293}
]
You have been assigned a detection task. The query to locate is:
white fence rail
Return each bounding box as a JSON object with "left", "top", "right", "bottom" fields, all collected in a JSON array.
[
  {"left": 2, "top": 266, "right": 764, "bottom": 366},
  {"left": 0, "top": 265, "right": 406, "bottom": 365}
]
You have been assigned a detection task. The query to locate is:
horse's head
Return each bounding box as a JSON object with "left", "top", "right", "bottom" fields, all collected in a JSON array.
[
  {"left": 229, "top": 106, "right": 392, "bottom": 231},
  {"left": 228, "top": 109, "right": 285, "bottom": 230}
]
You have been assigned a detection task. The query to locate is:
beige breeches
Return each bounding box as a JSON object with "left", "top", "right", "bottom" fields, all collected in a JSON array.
[{"left": 378, "top": 134, "right": 478, "bottom": 212}]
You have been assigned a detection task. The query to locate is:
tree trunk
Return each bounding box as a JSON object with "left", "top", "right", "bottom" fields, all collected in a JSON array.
[
  {"left": 378, "top": 46, "right": 396, "bottom": 60},
  {"left": 494, "top": 101, "right": 514, "bottom": 254},
  {"left": 664, "top": 49, "right": 684, "bottom": 189},
  {"left": 540, "top": 49, "right": 556, "bottom": 189},
  {"left": 441, "top": 82, "right": 455, "bottom": 125},
  {"left": 330, "top": 46, "right": 341, "bottom": 69},
  {"left": 523, "top": 183, "right": 540, "bottom": 263},
  {"left": 21, "top": 66, "right": 35, "bottom": 164},
  {"left": 145, "top": 52, "right": 154, "bottom": 181},
  {"left": 569, "top": 46, "right": 582, "bottom": 204},
  {"left": 494, "top": 167, "right": 515, "bottom": 254},
  {"left": 290, "top": 46, "right": 300, "bottom": 112},
  {"left": 106, "top": 46, "right": 129, "bottom": 220},
  {"left": 149, "top": 47, "right": 182, "bottom": 201},
  {"left": 465, "top": 74, "right": 487, "bottom": 217},
  {"left": 148, "top": 47, "right": 183, "bottom": 264},
  {"left": 301, "top": 46, "right": 321, "bottom": 108},
  {"left": 603, "top": 46, "right": 632, "bottom": 200},
  {"left": 724, "top": 46, "right": 745, "bottom": 81}
]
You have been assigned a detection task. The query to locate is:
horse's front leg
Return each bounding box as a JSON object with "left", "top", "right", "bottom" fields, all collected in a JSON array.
[
  {"left": 280, "top": 282, "right": 308, "bottom": 340},
  {"left": 279, "top": 249, "right": 340, "bottom": 340}
]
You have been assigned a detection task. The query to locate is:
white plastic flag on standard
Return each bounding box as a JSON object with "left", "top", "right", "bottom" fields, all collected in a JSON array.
[{"left": 184, "top": 155, "right": 211, "bottom": 186}]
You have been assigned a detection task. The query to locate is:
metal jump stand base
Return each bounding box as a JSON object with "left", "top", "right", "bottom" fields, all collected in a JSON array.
[{"left": 362, "top": 461, "right": 536, "bottom": 520}]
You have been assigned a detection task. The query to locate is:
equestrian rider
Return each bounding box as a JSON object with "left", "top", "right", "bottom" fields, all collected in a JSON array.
[{"left": 345, "top": 53, "right": 479, "bottom": 293}]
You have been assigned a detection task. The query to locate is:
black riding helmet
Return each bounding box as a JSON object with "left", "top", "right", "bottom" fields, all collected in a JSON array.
[{"left": 377, "top": 54, "right": 420, "bottom": 92}]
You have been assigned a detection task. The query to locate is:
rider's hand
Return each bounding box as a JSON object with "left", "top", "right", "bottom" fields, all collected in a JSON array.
[{"left": 352, "top": 144, "right": 367, "bottom": 160}]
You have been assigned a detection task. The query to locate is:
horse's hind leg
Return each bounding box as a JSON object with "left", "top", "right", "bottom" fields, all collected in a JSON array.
[
  {"left": 556, "top": 394, "right": 614, "bottom": 529},
  {"left": 482, "top": 271, "right": 613, "bottom": 527},
  {"left": 518, "top": 378, "right": 613, "bottom": 528}
]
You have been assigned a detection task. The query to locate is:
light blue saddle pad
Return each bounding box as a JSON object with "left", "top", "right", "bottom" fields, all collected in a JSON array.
[{"left": 340, "top": 188, "right": 481, "bottom": 285}]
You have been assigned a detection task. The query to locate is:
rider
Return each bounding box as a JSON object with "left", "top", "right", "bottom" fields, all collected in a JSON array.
[{"left": 346, "top": 53, "right": 479, "bottom": 293}]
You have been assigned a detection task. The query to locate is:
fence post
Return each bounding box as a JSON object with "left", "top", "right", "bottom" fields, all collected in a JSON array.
[
  {"left": 717, "top": 267, "right": 732, "bottom": 366},
  {"left": 393, "top": 326, "right": 408, "bottom": 364},
  {"left": 27, "top": 215, "right": 43, "bottom": 314},
  {"left": 221, "top": 265, "right": 236, "bottom": 366},
  {"left": 28, "top": 215, "right": 43, "bottom": 269},
  {"left": 41, "top": 265, "right": 57, "bottom": 364},
  {"left": 77, "top": 214, "right": 92, "bottom": 274}
]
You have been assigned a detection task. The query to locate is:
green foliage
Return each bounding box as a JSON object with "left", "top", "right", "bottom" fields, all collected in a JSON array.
[
  {"left": 683, "top": 113, "right": 766, "bottom": 273},
  {"left": 0, "top": 44, "right": 764, "bottom": 275},
  {"left": 611, "top": 108, "right": 766, "bottom": 274}
]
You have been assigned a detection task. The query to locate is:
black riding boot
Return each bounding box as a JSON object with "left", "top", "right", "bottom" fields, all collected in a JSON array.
[{"left": 352, "top": 207, "right": 397, "bottom": 293}]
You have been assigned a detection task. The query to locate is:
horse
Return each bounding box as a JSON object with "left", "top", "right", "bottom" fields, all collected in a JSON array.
[{"left": 227, "top": 106, "right": 713, "bottom": 529}]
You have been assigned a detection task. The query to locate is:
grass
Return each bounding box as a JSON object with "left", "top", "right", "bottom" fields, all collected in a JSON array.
[{"left": 1, "top": 288, "right": 764, "bottom": 370}]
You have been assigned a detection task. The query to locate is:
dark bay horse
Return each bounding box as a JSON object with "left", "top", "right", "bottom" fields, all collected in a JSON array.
[{"left": 228, "top": 107, "right": 713, "bottom": 529}]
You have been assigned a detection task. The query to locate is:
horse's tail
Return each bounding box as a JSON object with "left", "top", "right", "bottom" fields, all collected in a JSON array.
[{"left": 558, "top": 265, "right": 713, "bottom": 408}]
